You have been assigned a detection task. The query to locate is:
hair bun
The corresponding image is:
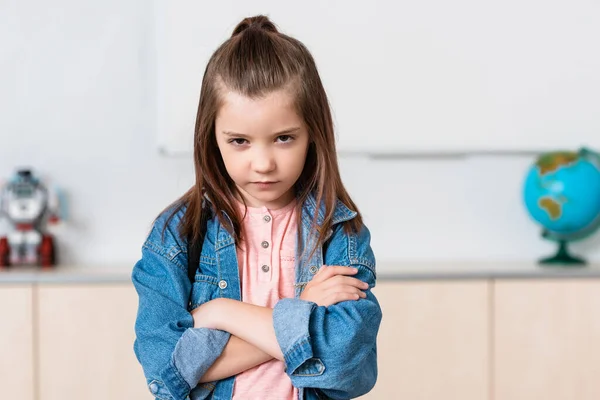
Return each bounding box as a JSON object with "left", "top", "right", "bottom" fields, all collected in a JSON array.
[{"left": 231, "top": 15, "right": 278, "bottom": 37}]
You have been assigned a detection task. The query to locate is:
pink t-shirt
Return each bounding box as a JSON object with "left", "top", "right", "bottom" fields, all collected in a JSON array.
[{"left": 232, "top": 199, "right": 299, "bottom": 400}]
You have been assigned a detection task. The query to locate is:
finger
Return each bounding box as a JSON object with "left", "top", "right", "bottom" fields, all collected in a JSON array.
[
  {"left": 314, "top": 266, "right": 358, "bottom": 282},
  {"left": 341, "top": 285, "right": 368, "bottom": 297},
  {"left": 333, "top": 291, "right": 364, "bottom": 303},
  {"left": 326, "top": 285, "right": 368, "bottom": 299},
  {"left": 324, "top": 292, "right": 361, "bottom": 306},
  {"left": 324, "top": 275, "right": 369, "bottom": 290}
]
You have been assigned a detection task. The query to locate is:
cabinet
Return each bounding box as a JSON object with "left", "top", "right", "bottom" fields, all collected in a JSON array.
[
  {"left": 360, "top": 281, "right": 490, "bottom": 399},
  {"left": 36, "top": 283, "right": 149, "bottom": 400},
  {"left": 3, "top": 272, "right": 600, "bottom": 400},
  {"left": 0, "top": 285, "right": 35, "bottom": 400},
  {"left": 494, "top": 280, "right": 600, "bottom": 400}
]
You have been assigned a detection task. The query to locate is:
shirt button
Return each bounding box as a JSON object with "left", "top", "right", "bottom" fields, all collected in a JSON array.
[
  {"left": 218, "top": 280, "right": 228, "bottom": 289},
  {"left": 309, "top": 265, "right": 319, "bottom": 274},
  {"left": 261, "top": 264, "right": 270, "bottom": 272},
  {"left": 263, "top": 215, "right": 271, "bottom": 222},
  {"left": 261, "top": 241, "right": 269, "bottom": 249},
  {"left": 149, "top": 382, "right": 158, "bottom": 394}
]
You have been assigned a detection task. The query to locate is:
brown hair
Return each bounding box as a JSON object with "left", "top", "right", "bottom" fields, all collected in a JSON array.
[{"left": 164, "top": 15, "right": 363, "bottom": 255}]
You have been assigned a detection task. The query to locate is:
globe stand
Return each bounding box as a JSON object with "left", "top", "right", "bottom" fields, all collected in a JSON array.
[{"left": 539, "top": 240, "right": 586, "bottom": 266}]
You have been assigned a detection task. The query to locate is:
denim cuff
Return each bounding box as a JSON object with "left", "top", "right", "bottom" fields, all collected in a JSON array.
[
  {"left": 164, "top": 327, "right": 231, "bottom": 397},
  {"left": 273, "top": 298, "right": 316, "bottom": 374},
  {"left": 159, "top": 357, "right": 190, "bottom": 400}
]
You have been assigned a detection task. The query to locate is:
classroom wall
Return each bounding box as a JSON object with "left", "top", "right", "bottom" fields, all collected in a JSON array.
[{"left": 3, "top": 0, "right": 599, "bottom": 268}]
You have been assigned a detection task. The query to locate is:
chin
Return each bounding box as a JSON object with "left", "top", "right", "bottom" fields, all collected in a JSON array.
[
  {"left": 254, "top": 192, "right": 285, "bottom": 203},
  {"left": 244, "top": 189, "right": 290, "bottom": 205}
]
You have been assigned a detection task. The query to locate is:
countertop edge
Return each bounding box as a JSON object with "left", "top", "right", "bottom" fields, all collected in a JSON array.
[{"left": 2, "top": 261, "right": 600, "bottom": 284}]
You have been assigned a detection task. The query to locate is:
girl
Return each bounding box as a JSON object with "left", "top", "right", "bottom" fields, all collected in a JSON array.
[{"left": 132, "top": 15, "right": 382, "bottom": 400}]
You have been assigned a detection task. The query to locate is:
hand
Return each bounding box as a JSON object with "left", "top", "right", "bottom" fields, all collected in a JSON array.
[{"left": 300, "top": 265, "right": 369, "bottom": 307}]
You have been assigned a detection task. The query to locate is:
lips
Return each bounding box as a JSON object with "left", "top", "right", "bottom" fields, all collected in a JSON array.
[{"left": 253, "top": 181, "right": 278, "bottom": 189}]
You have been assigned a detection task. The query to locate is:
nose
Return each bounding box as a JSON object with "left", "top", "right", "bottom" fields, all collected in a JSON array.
[{"left": 251, "top": 147, "right": 276, "bottom": 174}]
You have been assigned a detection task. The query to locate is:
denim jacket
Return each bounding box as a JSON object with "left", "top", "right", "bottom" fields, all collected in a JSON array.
[{"left": 132, "top": 193, "right": 382, "bottom": 400}]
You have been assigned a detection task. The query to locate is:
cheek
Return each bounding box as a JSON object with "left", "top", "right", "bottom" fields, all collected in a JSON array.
[
  {"left": 285, "top": 146, "right": 309, "bottom": 175},
  {"left": 218, "top": 146, "right": 243, "bottom": 176}
]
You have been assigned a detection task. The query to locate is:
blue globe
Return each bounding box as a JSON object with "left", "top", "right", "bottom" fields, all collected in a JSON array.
[{"left": 523, "top": 148, "right": 600, "bottom": 264}]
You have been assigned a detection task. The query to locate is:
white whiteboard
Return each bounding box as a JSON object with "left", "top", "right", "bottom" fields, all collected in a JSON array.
[{"left": 155, "top": 0, "right": 600, "bottom": 155}]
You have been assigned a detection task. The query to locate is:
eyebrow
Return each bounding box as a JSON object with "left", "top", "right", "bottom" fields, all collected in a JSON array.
[{"left": 222, "top": 127, "right": 302, "bottom": 138}]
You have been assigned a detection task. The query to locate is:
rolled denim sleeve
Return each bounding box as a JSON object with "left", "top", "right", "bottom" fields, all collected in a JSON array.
[
  {"left": 132, "top": 238, "right": 230, "bottom": 399},
  {"left": 272, "top": 298, "right": 317, "bottom": 371},
  {"left": 272, "top": 224, "right": 382, "bottom": 399}
]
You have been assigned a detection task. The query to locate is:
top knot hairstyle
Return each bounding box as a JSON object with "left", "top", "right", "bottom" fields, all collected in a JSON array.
[
  {"left": 166, "top": 14, "right": 363, "bottom": 258},
  {"left": 231, "top": 15, "right": 279, "bottom": 36}
]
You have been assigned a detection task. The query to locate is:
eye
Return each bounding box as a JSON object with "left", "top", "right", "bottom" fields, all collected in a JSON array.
[
  {"left": 276, "top": 135, "right": 294, "bottom": 143},
  {"left": 228, "top": 138, "right": 248, "bottom": 146}
]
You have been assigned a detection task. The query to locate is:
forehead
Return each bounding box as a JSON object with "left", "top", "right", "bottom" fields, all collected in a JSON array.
[{"left": 216, "top": 89, "right": 302, "bottom": 132}]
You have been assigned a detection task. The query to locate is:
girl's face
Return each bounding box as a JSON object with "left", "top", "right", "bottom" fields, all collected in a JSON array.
[{"left": 215, "top": 89, "right": 310, "bottom": 209}]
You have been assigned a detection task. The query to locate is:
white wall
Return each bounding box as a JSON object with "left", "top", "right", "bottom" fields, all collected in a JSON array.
[
  {"left": 157, "top": 0, "right": 600, "bottom": 155},
  {"left": 3, "top": 0, "right": 599, "bottom": 268}
]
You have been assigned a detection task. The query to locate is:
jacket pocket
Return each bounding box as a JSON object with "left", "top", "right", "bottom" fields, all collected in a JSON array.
[{"left": 189, "top": 274, "right": 219, "bottom": 310}]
